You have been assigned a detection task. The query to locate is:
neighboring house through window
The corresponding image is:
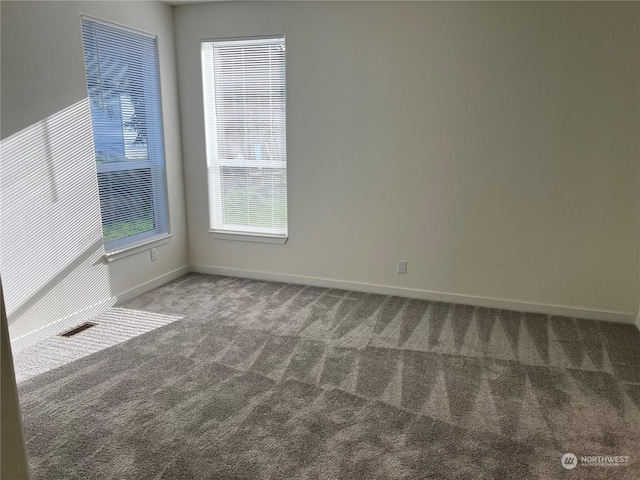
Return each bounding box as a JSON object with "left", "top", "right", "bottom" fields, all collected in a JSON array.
[
  {"left": 201, "top": 36, "right": 287, "bottom": 241},
  {"left": 81, "top": 16, "right": 169, "bottom": 252}
]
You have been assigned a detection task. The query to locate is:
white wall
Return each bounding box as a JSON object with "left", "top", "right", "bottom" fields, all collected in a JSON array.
[
  {"left": 175, "top": 1, "right": 639, "bottom": 319},
  {"left": 1, "top": 1, "right": 189, "bottom": 350}
]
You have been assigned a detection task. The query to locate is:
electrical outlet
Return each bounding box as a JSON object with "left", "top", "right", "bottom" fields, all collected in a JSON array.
[
  {"left": 150, "top": 248, "right": 157, "bottom": 262},
  {"left": 397, "top": 260, "right": 407, "bottom": 274}
]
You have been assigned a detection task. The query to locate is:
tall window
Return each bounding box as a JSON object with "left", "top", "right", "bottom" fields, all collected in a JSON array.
[
  {"left": 81, "top": 17, "right": 168, "bottom": 252},
  {"left": 201, "top": 36, "right": 287, "bottom": 240}
]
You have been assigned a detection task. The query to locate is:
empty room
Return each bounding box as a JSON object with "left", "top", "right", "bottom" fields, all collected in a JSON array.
[{"left": 1, "top": 0, "right": 639, "bottom": 478}]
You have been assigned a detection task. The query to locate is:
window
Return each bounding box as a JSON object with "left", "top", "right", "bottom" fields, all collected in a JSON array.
[
  {"left": 201, "top": 36, "right": 287, "bottom": 240},
  {"left": 81, "top": 17, "right": 168, "bottom": 252}
]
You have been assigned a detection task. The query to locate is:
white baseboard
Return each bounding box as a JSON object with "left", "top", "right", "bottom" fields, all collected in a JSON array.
[
  {"left": 439, "top": 292, "right": 634, "bottom": 324},
  {"left": 114, "top": 266, "right": 191, "bottom": 305},
  {"left": 191, "top": 265, "right": 442, "bottom": 302},
  {"left": 10, "top": 266, "right": 190, "bottom": 352},
  {"left": 190, "top": 265, "right": 637, "bottom": 325},
  {"left": 635, "top": 314, "right": 640, "bottom": 332}
]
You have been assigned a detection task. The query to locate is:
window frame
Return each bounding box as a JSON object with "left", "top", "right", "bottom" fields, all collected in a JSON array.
[
  {"left": 201, "top": 35, "right": 288, "bottom": 244},
  {"left": 80, "top": 15, "right": 171, "bottom": 254}
]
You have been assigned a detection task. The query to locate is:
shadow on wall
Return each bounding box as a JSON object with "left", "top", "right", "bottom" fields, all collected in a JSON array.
[{"left": 0, "top": 98, "right": 115, "bottom": 352}]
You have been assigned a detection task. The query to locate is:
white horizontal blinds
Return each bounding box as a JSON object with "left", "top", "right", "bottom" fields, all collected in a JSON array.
[
  {"left": 202, "top": 37, "right": 287, "bottom": 237},
  {"left": 81, "top": 18, "right": 168, "bottom": 251}
]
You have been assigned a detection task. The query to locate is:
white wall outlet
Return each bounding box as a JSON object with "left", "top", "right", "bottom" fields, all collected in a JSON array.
[
  {"left": 150, "top": 248, "right": 158, "bottom": 262},
  {"left": 397, "top": 260, "right": 407, "bottom": 274}
]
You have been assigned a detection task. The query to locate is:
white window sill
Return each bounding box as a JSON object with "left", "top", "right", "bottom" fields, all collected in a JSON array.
[
  {"left": 104, "top": 234, "right": 173, "bottom": 262},
  {"left": 210, "top": 231, "right": 288, "bottom": 244}
]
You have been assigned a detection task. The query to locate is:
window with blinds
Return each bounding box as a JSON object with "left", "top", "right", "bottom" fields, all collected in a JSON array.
[
  {"left": 201, "top": 36, "right": 287, "bottom": 239},
  {"left": 81, "top": 17, "right": 168, "bottom": 252}
]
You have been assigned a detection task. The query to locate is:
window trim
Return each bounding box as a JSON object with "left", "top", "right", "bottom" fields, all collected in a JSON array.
[
  {"left": 201, "top": 34, "right": 288, "bottom": 243},
  {"left": 104, "top": 233, "right": 173, "bottom": 262},
  {"left": 209, "top": 231, "right": 287, "bottom": 245},
  {"left": 80, "top": 14, "right": 157, "bottom": 39},
  {"left": 81, "top": 14, "right": 171, "bottom": 253}
]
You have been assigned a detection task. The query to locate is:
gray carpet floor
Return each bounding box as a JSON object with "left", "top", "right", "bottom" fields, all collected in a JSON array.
[
  {"left": 17, "top": 273, "right": 640, "bottom": 479},
  {"left": 13, "top": 308, "right": 182, "bottom": 383}
]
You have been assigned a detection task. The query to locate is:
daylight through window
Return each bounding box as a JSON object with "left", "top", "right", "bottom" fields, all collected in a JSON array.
[
  {"left": 201, "top": 36, "right": 287, "bottom": 239},
  {"left": 81, "top": 17, "right": 169, "bottom": 252}
]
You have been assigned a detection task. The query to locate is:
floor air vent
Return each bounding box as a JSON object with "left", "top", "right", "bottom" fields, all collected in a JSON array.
[{"left": 59, "top": 322, "right": 97, "bottom": 338}]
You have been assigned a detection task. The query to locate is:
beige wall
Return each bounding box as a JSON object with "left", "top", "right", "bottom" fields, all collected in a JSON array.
[
  {"left": 1, "top": 283, "right": 31, "bottom": 479},
  {"left": 175, "top": 1, "right": 639, "bottom": 317},
  {"left": 1, "top": 1, "right": 189, "bottom": 350}
]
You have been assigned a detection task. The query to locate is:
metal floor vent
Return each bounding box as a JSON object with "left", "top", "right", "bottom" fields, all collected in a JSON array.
[{"left": 59, "top": 322, "right": 97, "bottom": 338}]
